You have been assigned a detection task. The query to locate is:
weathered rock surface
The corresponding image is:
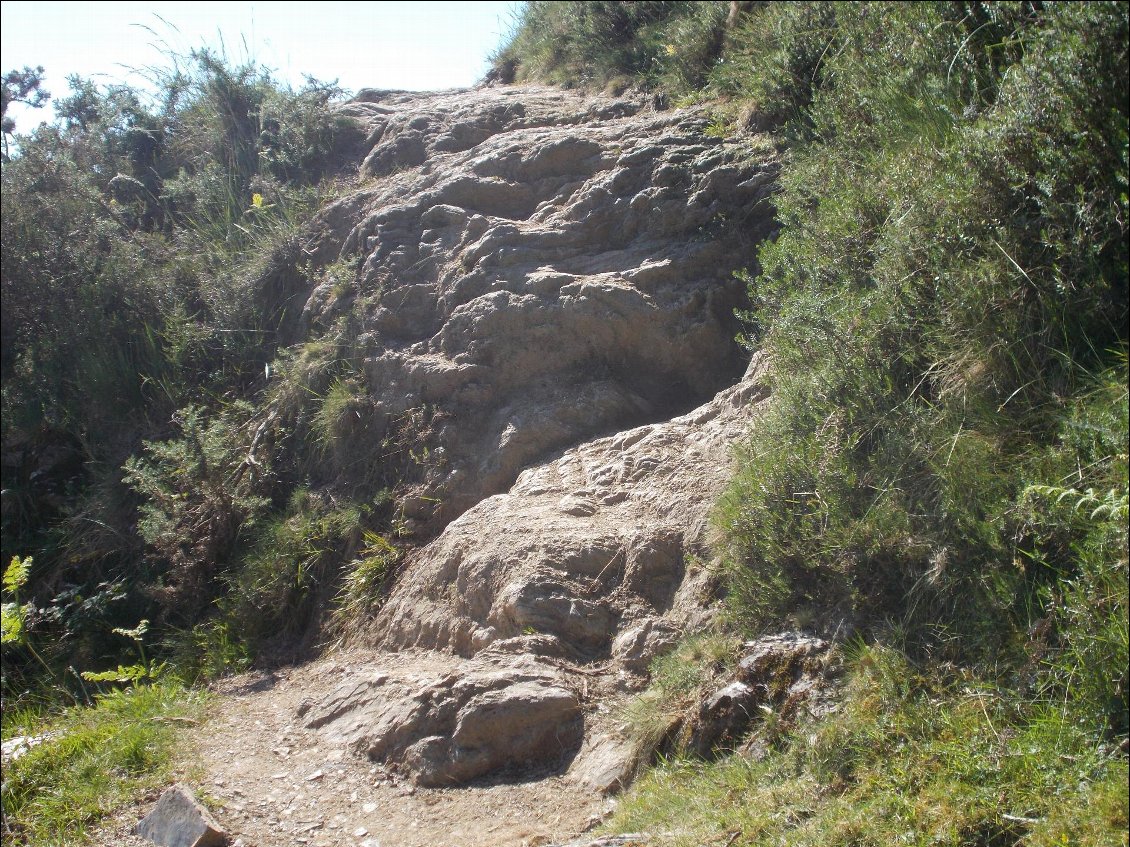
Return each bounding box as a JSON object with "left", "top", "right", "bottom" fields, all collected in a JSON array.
[
  {"left": 299, "top": 85, "right": 778, "bottom": 792},
  {"left": 305, "top": 85, "right": 777, "bottom": 532},
  {"left": 136, "top": 784, "right": 226, "bottom": 847},
  {"left": 303, "top": 650, "right": 582, "bottom": 787},
  {"left": 690, "top": 632, "right": 840, "bottom": 756},
  {"left": 374, "top": 354, "right": 769, "bottom": 662}
]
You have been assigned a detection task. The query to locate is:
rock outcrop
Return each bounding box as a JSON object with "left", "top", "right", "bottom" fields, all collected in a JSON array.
[
  {"left": 303, "top": 650, "right": 583, "bottom": 787},
  {"left": 306, "top": 86, "right": 776, "bottom": 531},
  {"left": 300, "top": 85, "right": 778, "bottom": 790},
  {"left": 689, "top": 632, "right": 840, "bottom": 757}
]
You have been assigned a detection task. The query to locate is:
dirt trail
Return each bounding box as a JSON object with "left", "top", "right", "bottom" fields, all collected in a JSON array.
[{"left": 93, "top": 650, "right": 612, "bottom": 847}]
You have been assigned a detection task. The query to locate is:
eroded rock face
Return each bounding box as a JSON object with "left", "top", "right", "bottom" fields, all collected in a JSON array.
[
  {"left": 305, "top": 86, "right": 777, "bottom": 531},
  {"left": 689, "top": 632, "right": 840, "bottom": 756},
  {"left": 374, "top": 355, "right": 769, "bottom": 662},
  {"left": 300, "top": 85, "right": 778, "bottom": 791}
]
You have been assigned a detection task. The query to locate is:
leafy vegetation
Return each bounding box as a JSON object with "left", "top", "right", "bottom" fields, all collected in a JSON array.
[
  {"left": 0, "top": 45, "right": 418, "bottom": 839},
  {"left": 1, "top": 682, "right": 207, "bottom": 845},
  {"left": 613, "top": 644, "right": 1128, "bottom": 847},
  {"left": 0, "top": 44, "right": 396, "bottom": 711},
  {"left": 498, "top": 1, "right": 1128, "bottom": 843}
]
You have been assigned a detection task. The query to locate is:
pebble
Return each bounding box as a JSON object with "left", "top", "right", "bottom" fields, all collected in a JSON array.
[{"left": 353, "top": 826, "right": 369, "bottom": 837}]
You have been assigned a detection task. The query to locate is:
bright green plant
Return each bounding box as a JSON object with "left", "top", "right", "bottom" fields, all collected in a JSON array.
[
  {"left": 0, "top": 682, "right": 206, "bottom": 845},
  {"left": 223, "top": 488, "right": 365, "bottom": 645},
  {"left": 332, "top": 530, "right": 401, "bottom": 627},
  {"left": 122, "top": 403, "right": 271, "bottom": 623},
  {"left": 80, "top": 619, "right": 168, "bottom": 688}
]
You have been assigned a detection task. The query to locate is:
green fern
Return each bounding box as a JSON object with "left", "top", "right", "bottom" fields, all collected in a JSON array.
[{"left": 1024, "top": 484, "right": 1130, "bottom": 522}]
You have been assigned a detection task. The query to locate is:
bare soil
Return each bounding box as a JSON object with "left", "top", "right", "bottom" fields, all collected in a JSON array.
[{"left": 90, "top": 650, "right": 612, "bottom": 847}]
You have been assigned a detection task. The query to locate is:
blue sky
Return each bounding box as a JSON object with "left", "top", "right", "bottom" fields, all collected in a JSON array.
[{"left": 1, "top": 1, "right": 522, "bottom": 129}]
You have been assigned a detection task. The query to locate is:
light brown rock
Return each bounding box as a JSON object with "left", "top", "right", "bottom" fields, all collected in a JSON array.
[
  {"left": 304, "top": 654, "right": 582, "bottom": 787},
  {"left": 302, "top": 86, "right": 777, "bottom": 533},
  {"left": 136, "top": 784, "right": 226, "bottom": 847},
  {"left": 293, "top": 85, "right": 777, "bottom": 796}
]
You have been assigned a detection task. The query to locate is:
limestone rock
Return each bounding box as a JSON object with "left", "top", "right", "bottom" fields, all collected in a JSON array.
[
  {"left": 736, "top": 631, "right": 840, "bottom": 721},
  {"left": 550, "top": 836, "right": 650, "bottom": 847},
  {"left": 305, "top": 655, "right": 582, "bottom": 787},
  {"left": 136, "top": 784, "right": 226, "bottom": 847},
  {"left": 690, "top": 681, "right": 759, "bottom": 756},
  {"left": 301, "top": 86, "right": 777, "bottom": 534},
  {"left": 688, "top": 632, "right": 840, "bottom": 756},
  {"left": 373, "top": 354, "right": 769, "bottom": 661},
  {"left": 295, "top": 84, "right": 779, "bottom": 794},
  {"left": 567, "top": 731, "right": 636, "bottom": 795}
]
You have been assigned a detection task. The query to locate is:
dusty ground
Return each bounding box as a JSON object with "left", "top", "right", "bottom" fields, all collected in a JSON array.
[{"left": 91, "top": 650, "right": 614, "bottom": 847}]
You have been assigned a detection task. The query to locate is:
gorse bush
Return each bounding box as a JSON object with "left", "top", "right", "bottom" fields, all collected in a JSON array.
[
  {"left": 716, "top": 1, "right": 1128, "bottom": 663},
  {"left": 492, "top": 1, "right": 730, "bottom": 94},
  {"left": 497, "top": 1, "right": 1128, "bottom": 842},
  {"left": 0, "top": 47, "right": 381, "bottom": 700}
]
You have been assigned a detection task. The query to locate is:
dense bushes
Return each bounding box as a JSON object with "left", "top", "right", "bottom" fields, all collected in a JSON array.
[
  {"left": 492, "top": 1, "right": 730, "bottom": 94},
  {"left": 713, "top": 0, "right": 1127, "bottom": 709},
  {"left": 0, "top": 51, "right": 373, "bottom": 701},
  {"left": 497, "top": 1, "right": 1127, "bottom": 842}
]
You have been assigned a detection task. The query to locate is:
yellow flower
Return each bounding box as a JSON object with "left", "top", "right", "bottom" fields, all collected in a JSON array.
[
  {"left": 251, "top": 192, "right": 264, "bottom": 208},
  {"left": 665, "top": 44, "right": 677, "bottom": 56}
]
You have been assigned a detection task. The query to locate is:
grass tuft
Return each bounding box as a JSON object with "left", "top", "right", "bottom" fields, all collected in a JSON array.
[{"left": 1, "top": 683, "right": 206, "bottom": 845}]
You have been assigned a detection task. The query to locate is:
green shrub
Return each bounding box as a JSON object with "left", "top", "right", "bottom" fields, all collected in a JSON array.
[
  {"left": 223, "top": 488, "right": 364, "bottom": 646},
  {"left": 332, "top": 530, "right": 401, "bottom": 627},
  {"left": 122, "top": 402, "right": 271, "bottom": 623},
  {"left": 718, "top": 1, "right": 1128, "bottom": 659},
  {"left": 492, "top": 1, "right": 729, "bottom": 92}
]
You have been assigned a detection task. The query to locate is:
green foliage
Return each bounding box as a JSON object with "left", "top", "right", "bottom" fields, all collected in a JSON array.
[
  {"left": 0, "top": 682, "right": 205, "bottom": 845},
  {"left": 1, "top": 65, "right": 48, "bottom": 139},
  {"left": 122, "top": 403, "right": 271, "bottom": 622},
  {"left": 624, "top": 635, "right": 738, "bottom": 764},
  {"left": 716, "top": 1, "right": 1127, "bottom": 657},
  {"left": 492, "top": 1, "right": 729, "bottom": 94},
  {"left": 1, "top": 555, "right": 32, "bottom": 644},
  {"left": 612, "top": 646, "right": 1129, "bottom": 846},
  {"left": 223, "top": 488, "right": 365, "bottom": 646},
  {"left": 332, "top": 530, "right": 401, "bottom": 625},
  {"left": 312, "top": 376, "right": 369, "bottom": 456}
]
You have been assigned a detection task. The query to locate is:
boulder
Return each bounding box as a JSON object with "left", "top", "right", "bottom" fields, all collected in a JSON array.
[
  {"left": 689, "top": 681, "right": 759, "bottom": 756},
  {"left": 567, "top": 731, "right": 637, "bottom": 795},
  {"left": 373, "top": 354, "right": 769, "bottom": 661},
  {"left": 304, "top": 655, "right": 582, "bottom": 787},
  {"left": 687, "top": 632, "right": 840, "bottom": 756}
]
